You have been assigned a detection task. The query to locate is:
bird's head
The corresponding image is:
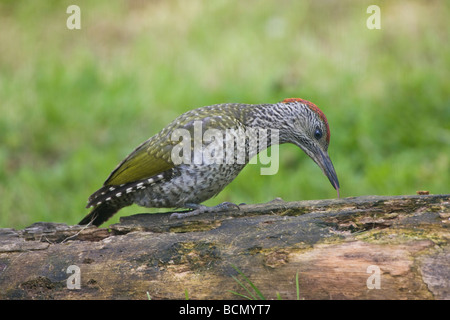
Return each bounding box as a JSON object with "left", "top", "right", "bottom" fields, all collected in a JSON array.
[{"left": 277, "top": 98, "right": 340, "bottom": 197}]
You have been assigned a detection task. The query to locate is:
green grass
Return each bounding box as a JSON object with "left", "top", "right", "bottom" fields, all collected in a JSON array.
[
  {"left": 228, "top": 264, "right": 302, "bottom": 300},
  {"left": 1, "top": 1, "right": 449, "bottom": 229},
  {"left": 229, "top": 264, "right": 267, "bottom": 300}
]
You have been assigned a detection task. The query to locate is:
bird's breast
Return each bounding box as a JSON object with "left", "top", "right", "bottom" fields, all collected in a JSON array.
[{"left": 134, "top": 163, "right": 246, "bottom": 208}]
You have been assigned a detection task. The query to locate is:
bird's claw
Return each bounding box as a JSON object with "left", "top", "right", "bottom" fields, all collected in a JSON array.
[{"left": 169, "top": 202, "right": 240, "bottom": 219}]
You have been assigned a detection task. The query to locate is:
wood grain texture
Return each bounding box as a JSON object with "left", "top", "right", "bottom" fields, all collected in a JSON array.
[{"left": 0, "top": 194, "right": 449, "bottom": 300}]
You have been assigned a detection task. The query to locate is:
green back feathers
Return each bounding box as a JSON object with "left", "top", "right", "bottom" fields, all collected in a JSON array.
[{"left": 104, "top": 104, "right": 247, "bottom": 186}]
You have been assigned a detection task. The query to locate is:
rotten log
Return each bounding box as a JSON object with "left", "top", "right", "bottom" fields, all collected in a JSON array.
[{"left": 0, "top": 194, "right": 449, "bottom": 300}]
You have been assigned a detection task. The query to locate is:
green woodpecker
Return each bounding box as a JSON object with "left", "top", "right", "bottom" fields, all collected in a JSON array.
[{"left": 79, "top": 98, "right": 339, "bottom": 226}]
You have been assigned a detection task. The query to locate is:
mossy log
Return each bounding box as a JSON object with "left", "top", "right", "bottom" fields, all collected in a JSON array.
[{"left": 0, "top": 194, "right": 449, "bottom": 300}]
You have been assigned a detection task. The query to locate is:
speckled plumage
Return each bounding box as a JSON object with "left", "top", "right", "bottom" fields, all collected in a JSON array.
[{"left": 79, "top": 98, "right": 339, "bottom": 226}]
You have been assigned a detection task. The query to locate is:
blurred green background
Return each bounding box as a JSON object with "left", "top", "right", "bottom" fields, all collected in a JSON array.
[{"left": 0, "top": 0, "right": 449, "bottom": 229}]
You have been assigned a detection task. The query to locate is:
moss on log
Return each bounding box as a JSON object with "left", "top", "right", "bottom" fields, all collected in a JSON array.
[{"left": 0, "top": 194, "right": 449, "bottom": 300}]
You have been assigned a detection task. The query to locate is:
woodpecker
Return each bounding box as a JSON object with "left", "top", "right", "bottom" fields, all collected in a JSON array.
[{"left": 79, "top": 98, "right": 340, "bottom": 226}]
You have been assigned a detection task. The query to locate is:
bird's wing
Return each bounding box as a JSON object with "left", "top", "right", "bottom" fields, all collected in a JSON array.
[
  {"left": 86, "top": 133, "right": 176, "bottom": 207},
  {"left": 103, "top": 105, "right": 246, "bottom": 187},
  {"left": 103, "top": 134, "right": 175, "bottom": 186}
]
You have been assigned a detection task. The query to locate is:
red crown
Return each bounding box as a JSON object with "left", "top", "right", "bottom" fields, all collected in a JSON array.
[{"left": 282, "top": 98, "right": 330, "bottom": 143}]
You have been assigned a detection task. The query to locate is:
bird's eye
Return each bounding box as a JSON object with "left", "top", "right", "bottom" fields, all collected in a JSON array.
[{"left": 314, "top": 127, "right": 323, "bottom": 140}]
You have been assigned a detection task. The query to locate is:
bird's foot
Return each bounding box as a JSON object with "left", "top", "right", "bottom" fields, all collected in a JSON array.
[{"left": 169, "top": 202, "right": 240, "bottom": 219}]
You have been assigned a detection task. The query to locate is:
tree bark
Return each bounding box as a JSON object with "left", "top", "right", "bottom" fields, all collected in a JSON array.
[{"left": 0, "top": 194, "right": 449, "bottom": 300}]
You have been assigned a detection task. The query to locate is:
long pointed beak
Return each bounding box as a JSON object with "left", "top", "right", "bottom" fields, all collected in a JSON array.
[{"left": 316, "top": 149, "right": 340, "bottom": 198}]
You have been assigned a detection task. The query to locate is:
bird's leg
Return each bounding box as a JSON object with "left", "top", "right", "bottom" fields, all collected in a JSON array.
[{"left": 169, "top": 202, "right": 240, "bottom": 219}]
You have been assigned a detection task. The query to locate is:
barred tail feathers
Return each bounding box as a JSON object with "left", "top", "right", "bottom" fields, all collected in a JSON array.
[
  {"left": 81, "top": 175, "right": 165, "bottom": 226},
  {"left": 81, "top": 184, "right": 135, "bottom": 226},
  {"left": 78, "top": 201, "right": 123, "bottom": 227}
]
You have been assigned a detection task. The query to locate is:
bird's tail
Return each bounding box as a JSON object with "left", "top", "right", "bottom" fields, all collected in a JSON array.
[
  {"left": 79, "top": 184, "right": 135, "bottom": 226},
  {"left": 79, "top": 201, "right": 125, "bottom": 227}
]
